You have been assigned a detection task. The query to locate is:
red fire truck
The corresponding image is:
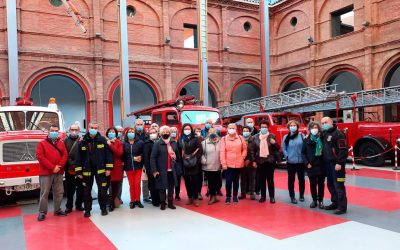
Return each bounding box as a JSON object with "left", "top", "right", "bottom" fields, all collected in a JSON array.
[
  {"left": 0, "top": 97, "right": 66, "bottom": 196},
  {"left": 128, "top": 96, "right": 226, "bottom": 136}
]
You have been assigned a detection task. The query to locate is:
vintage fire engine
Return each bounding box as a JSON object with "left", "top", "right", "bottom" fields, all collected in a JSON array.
[
  {"left": 128, "top": 95, "right": 226, "bottom": 136},
  {"left": 0, "top": 97, "right": 66, "bottom": 196}
]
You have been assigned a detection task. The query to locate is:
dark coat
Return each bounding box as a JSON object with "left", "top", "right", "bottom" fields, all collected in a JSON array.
[
  {"left": 64, "top": 136, "right": 80, "bottom": 174},
  {"left": 249, "top": 133, "right": 280, "bottom": 165},
  {"left": 143, "top": 139, "right": 155, "bottom": 173},
  {"left": 301, "top": 135, "right": 325, "bottom": 177},
  {"left": 150, "top": 140, "right": 182, "bottom": 190},
  {"left": 75, "top": 133, "right": 113, "bottom": 176},
  {"left": 180, "top": 136, "right": 203, "bottom": 176},
  {"left": 123, "top": 140, "right": 144, "bottom": 171},
  {"left": 322, "top": 126, "right": 348, "bottom": 165},
  {"left": 135, "top": 132, "right": 147, "bottom": 143}
]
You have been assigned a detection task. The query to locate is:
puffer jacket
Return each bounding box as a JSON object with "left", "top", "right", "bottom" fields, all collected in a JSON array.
[{"left": 220, "top": 134, "right": 247, "bottom": 169}]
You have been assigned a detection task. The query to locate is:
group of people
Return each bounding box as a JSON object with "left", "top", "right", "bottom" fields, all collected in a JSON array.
[{"left": 35, "top": 115, "right": 348, "bottom": 222}]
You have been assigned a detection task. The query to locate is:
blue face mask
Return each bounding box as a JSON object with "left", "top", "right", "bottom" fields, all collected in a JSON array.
[
  {"left": 118, "top": 132, "right": 123, "bottom": 139},
  {"left": 127, "top": 132, "right": 135, "bottom": 140},
  {"left": 49, "top": 131, "right": 59, "bottom": 139},
  {"left": 289, "top": 126, "right": 297, "bottom": 133},
  {"left": 136, "top": 126, "right": 143, "bottom": 132},
  {"left": 322, "top": 124, "right": 332, "bottom": 131},
  {"left": 260, "top": 128, "right": 268, "bottom": 134},
  {"left": 243, "top": 131, "right": 251, "bottom": 138},
  {"left": 108, "top": 132, "right": 116, "bottom": 139},
  {"left": 205, "top": 124, "right": 212, "bottom": 129},
  {"left": 247, "top": 123, "right": 254, "bottom": 128},
  {"left": 89, "top": 129, "right": 97, "bottom": 136},
  {"left": 171, "top": 132, "right": 177, "bottom": 138},
  {"left": 210, "top": 133, "right": 217, "bottom": 139}
]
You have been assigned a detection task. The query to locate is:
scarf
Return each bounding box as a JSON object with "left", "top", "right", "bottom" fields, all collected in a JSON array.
[
  {"left": 284, "top": 131, "right": 299, "bottom": 146},
  {"left": 310, "top": 134, "right": 323, "bottom": 156},
  {"left": 259, "top": 133, "right": 270, "bottom": 158},
  {"left": 163, "top": 138, "right": 176, "bottom": 160}
]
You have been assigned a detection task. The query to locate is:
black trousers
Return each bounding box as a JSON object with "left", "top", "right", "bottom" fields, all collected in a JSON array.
[
  {"left": 110, "top": 180, "right": 122, "bottom": 206},
  {"left": 309, "top": 175, "right": 325, "bottom": 202},
  {"left": 287, "top": 163, "right": 306, "bottom": 198},
  {"left": 204, "top": 171, "right": 221, "bottom": 196},
  {"left": 225, "top": 168, "right": 241, "bottom": 198},
  {"left": 159, "top": 172, "right": 174, "bottom": 203},
  {"left": 325, "top": 161, "right": 347, "bottom": 211},
  {"left": 198, "top": 170, "right": 204, "bottom": 194},
  {"left": 257, "top": 163, "right": 275, "bottom": 199},
  {"left": 240, "top": 167, "right": 256, "bottom": 195},
  {"left": 65, "top": 171, "right": 84, "bottom": 210},
  {"left": 184, "top": 174, "right": 200, "bottom": 199},
  {"left": 175, "top": 175, "right": 182, "bottom": 197},
  {"left": 147, "top": 172, "right": 160, "bottom": 205},
  {"left": 83, "top": 173, "right": 108, "bottom": 211}
]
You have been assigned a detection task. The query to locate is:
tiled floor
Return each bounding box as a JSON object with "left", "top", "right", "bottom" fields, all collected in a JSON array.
[{"left": 1, "top": 166, "right": 400, "bottom": 250}]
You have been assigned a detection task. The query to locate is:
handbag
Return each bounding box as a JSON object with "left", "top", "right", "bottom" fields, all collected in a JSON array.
[{"left": 182, "top": 141, "right": 199, "bottom": 168}]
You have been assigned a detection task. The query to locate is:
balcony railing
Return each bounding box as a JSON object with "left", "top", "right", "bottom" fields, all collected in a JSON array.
[{"left": 233, "top": 0, "right": 287, "bottom": 6}]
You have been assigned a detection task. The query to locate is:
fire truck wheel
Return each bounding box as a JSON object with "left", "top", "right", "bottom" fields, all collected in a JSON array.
[{"left": 359, "top": 142, "right": 385, "bottom": 167}]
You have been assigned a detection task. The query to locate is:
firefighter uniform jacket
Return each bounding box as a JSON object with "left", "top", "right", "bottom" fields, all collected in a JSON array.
[
  {"left": 75, "top": 132, "right": 113, "bottom": 177},
  {"left": 322, "top": 126, "right": 348, "bottom": 165}
]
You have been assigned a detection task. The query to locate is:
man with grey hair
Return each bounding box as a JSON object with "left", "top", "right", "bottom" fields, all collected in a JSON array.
[
  {"left": 135, "top": 118, "right": 147, "bottom": 142},
  {"left": 64, "top": 123, "right": 84, "bottom": 213},
  {"left": 245, "top": 117, "right": 258, "bottom": 136}
]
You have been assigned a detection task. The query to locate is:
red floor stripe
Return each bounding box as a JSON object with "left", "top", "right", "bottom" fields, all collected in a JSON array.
[
  {"left": 23, "top": 212, "right": 117, "bottom": 250},
  {"left": 346, "top": 168, "right": 400, "bottom": 181},
  {"left": 274, "top": 171, "right": 400, "bottom": 211},
  {"left": 176, "top": 184, "right": 346, "bottom": 240},
  {"left": 0, "top": 207, "right": 22, "bottom": 219}
]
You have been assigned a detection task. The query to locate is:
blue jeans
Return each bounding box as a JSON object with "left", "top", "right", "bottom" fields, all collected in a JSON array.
[{"left": 225, "top": 168, "right": 241, "bottom": 198}]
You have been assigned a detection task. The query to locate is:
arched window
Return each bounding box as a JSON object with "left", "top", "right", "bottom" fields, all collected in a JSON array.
[
  {"left": 384, "top": 63, "right": 400, "bottom": 122},
  {"left": 30, "top": 74, "right": 86, "bottom": 131},
  {"left": 282, "top": 81, "right": 305, "bottom": 92},
  {"left": 178, "top": 80, "right": 217, "bottom": 107},
  {"left": 112, "top": 78, "right": 157, "bottom": 126},
  {"left": 232, "top": 82, "right": 261, "bottom": 103}
]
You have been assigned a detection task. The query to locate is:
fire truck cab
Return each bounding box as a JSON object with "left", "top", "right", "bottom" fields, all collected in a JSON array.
[
  {"left": 129, "top": 96, "right": 225, "bottom": 136},
  {"left": 0, "top": 97, "right": 66, "bottom": 195}
]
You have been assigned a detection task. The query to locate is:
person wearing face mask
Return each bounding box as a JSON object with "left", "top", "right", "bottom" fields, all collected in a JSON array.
[
  {"left": 151, "top": 126, "right": 182, "bottom": 210},
  {"left": 201, "top": 127, "right": 222, "bottom": 205},
  {"left": 75, "top": 121, "right": 113, "bottom": 217},
  {"left": 220, "top": 124, "right": 247, "bottom": 205},
  {"left": 282, "top": 120, "right": 306, "bottom": 204},
  {"left": 249, "top": 120, "right": 280, "bottom": 204},
  {"left": 239, "top": 126, "right": 256, "bottom": 200},
  {"left": 201, "top": 118, "right": 213, "bottom": 138},
  {"left": 245, "top": 118, "right": 259, "bottom": 136},
  {"left": 106, "top": 127, "right": 124, "bottom": 212},
  {"left": 143, "top": 128, "right": 161, "bottom": 206},
  {"left": 123, "top": 128, "right": 145, "bottom": 209},
  {"left": 194, "top": 126, "right": 205, "bottom": 200},
  {"left": 302, "top": 122, "right": 325, "bottom": 209},
  {"left": 135, "top": 118, "right": 147, "bottom": 142},
  {"left": 179, "top": 124, "right": 203, "bottom": 206},
  {"left": 63, "top": 123, "right": 84, "bottom": 213},
  {"left": 321, "top": 117, "right": 348, "bottom": 215},
  {"left": 169, "top": 127, "right": 182, "bottom": 201},
  {"left": 36, "top": 124, "right": 68, "bottom": 221},
  {"left": 114, "top": 125, "right": 125, "bottom": 204}
]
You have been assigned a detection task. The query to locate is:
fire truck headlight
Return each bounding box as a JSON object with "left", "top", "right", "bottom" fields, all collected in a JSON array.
[
  {"left": 176, "top": 99, "right": 185, "bottom": 110},
  {"left": 396, "top": 138, "right": 400, "bottom": 146}
]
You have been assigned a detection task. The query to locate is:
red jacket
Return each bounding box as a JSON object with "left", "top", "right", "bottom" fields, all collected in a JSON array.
[
  {"left": 36, "top": 138, "right": 68, "bottom": 176},
  {"left": 109, "top": 139, "right": 124, "bottom": 181}
]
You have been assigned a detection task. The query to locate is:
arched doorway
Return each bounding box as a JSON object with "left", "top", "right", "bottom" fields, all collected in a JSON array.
[
  {"left": 112, "top": 78, "right": 157, "bottom": 126},
  {"left": 325, "top": 70, "right": 363, "bottom": 122},
  {"left": 231, "top": 82, "right": 261, "bottom": 103},
  {"left": 177, "top": 80, "right": 217, "bottom": 107},
  {"left": 30, "top": 74, "right": 87, "bottom": 131},
  {"left": 282, "top": 81, "right": 306, "bottom": 92},
  {"left": 384, "top": 63, "right": 400, "bottom": 122}
]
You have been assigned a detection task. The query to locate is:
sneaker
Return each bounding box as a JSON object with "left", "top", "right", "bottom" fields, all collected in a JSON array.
[
  {"left": 37, "top": 213, "right": 46, "bottom": 221},
  {"left": 54, "top": 210, "right": 67, "bottom": 216},
  {"left": 233, "top": 197, "right": 239, "bottom": 204},
  {"left": 225, "top": 197, "right": 231, "bottom": 205}
]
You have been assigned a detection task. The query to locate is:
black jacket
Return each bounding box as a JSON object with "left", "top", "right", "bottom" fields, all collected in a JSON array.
[
  {"left": 249, "top": 133, "right": 280, "bottom": 165},
  {"left": 180, "top": 136, "right": 203, "bottom": 176},
  {"left": 150, "top": 140, "right": 182, "bottom": 190},
  {"left": 143, "top": 139, "right": 155, "bottom": 173},
  {"left": 322, "top": 126, "right": 348, "bottom": 165},
  {"left": 64, "top": 136, "right": 80, "bottom": 167},
  {"left": 123, "top": 140, "right": 144, "bottom": 171},
  {"left": 301, "top": 135, "right": 325, "bottom": 177},
  {"left": 75, "top": 133, "right": 113, "bottom": 176}
]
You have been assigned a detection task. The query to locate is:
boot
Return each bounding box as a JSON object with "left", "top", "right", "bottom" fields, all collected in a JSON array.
[
  {"left": 160, "top": 202, "right": 166, "bottom": 210},
  {"left": 186, "top": 198, "right": 193, "bottom": 205},
  {"left": 101, "top": 207, "right": 108, "bottom": 216},
  {"left": 208, "top": 195, "right": 216, "bottom": 205},
  {"left": 168, "top": 200, "right": 176, "bottom": 209}
]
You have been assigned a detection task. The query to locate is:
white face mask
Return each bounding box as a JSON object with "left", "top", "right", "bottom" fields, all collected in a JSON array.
[
  {"left": 149, "top": 133, "right": 158, "bottom": 140},
  {"left": 228, "top": 128, "right": 236, "bottom": 135},
  {"left": 310, "top": 128, "right": 319, "bottom": 135},
  {"left": 195, "top": 132, "right": 201, "bottom": 137},
  {"left": 184, "top": 130, "right": 191, "bottom": 136}
]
